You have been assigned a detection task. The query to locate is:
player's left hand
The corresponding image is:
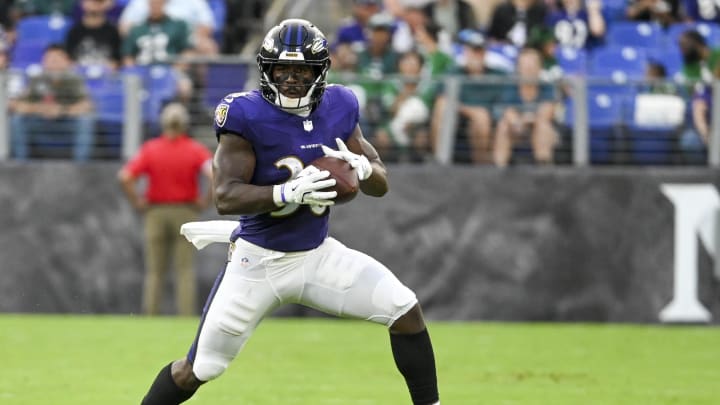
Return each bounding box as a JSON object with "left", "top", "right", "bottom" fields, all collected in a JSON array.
[{"left": 321, "top": 138, "right": 373, "bottom": 181}]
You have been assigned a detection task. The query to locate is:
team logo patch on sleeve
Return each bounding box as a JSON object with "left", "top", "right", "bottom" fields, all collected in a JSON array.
[{"left": 215, "top": 103, "right": 229, "bottom": 127}]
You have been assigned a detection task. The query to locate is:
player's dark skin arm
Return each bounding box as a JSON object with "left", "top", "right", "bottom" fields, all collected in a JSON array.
[
  {"left": 346, "top": 125, "right": 389, "bottom": 197},
  {"left": 213, "top": 132, "right": 280, "bottom": 215}
]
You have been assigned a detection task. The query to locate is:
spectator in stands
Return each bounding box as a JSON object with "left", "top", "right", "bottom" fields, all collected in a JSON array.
[
  {"left": 222, "top": 0, "right": 267, "bottom": 54},
  {"left": 681, "top": 0, "right": 720, "bottom": 23},
  {"left": 9, "top": 44, "right": 94, "bottom": 161},
  {"left": 431, "top": 29, "right": 505, "bottom": 164},
  {"left": 71, "top": 0, "right": 127, "bottom": 24},
  {"left": 0, "top": 29, "right": 25, "bottom": 97},
  {"left": 0, "top": 0, "right": 20, "bottom": 45},
  {"left": 392, "top": 1, "right": 453, "bottom": 55},
  {"left": 65, "top": 0, "right": 122, "bottom": 71},
  {"left": 486, "top": 0, "right": 548, "bottom": 47},
  {"left": 493, "top": 47, "right": 559, "bottom": 166},
  {"left": 678, "top": 79, "right": 711, "bottom": 163},
  {"left": 117, "top": 102, "right": 213, "bottom": 316},
  {"left": 527, "top": 26, "right": 563, "bottom": 81},
  {"left": 0, "top": 30, "right": 9, "bottom": 69},
  {"left": 374, "top": 50, "right": 433, "bottom": 161},
  {"left": 678, "top": 29, "right": 720, "bottom": 83},
  {"left": 330, "top": 42, "right": 361, "bottom": 83},
  {"left": 119, "top": 0, "right": 218, "bottom": 56},
  {"left": 355, "top": 12, "right": 401, "bottom": 140},
  {"left": 645, "top": 60, "right": 678, "bottom": 94},
  {"left": 121, "top": 0, "right": 198, "bottom": 105},
  {"left": 334, "top": 0, "right": 384, "bottom": 52},
  {"left": 422, "top": 0, "right": 477, "bottom": 40},
  {"left": 121, "top": 0, "right": 191, "bottom": 66},
  {"left": 415, "top": 20, "right": 455, "bottom": 75},
  {"left": 546, "top": 0, "right": 606, "bottom": 50},
  {"left": 678, "top": 60, "right": 720, "bottom": 163},
  {"left": 625, "top": 0, "right": 680, "bottom": 26}
]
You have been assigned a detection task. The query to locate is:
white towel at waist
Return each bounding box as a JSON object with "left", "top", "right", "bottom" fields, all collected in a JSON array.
[{"left": 180, "top": 220, "right": 238, "bottom": 249}]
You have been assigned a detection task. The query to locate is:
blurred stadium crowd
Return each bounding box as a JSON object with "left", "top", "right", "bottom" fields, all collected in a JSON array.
[{"left": 0, "top": 0, "right": 719, "bottom": 166}]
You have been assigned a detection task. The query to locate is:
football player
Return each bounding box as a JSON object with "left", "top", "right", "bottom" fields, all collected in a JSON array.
[{"left": 140, "top": 19, "right": 440, "bottom": 405}]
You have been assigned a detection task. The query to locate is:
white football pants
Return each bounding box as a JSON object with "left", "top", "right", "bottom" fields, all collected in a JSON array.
[{"left": 190, "top": 236, "right": 418, "bottom": 381}]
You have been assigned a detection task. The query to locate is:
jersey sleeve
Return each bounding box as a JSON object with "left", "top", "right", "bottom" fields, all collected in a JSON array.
[
  {"left": 214, "top": 95, "right": 248, "bottom": 140},
  {"left": 334, "top": 85, "right": 360, "bottom": 136}
]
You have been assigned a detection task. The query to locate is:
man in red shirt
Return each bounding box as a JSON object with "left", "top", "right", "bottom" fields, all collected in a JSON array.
[{"left": 118, "top": 102, "right": 213, "bottom": 316}]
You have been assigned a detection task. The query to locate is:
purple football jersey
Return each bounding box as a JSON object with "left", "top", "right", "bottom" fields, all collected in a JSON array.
[{"left": 213, "top": 85, "right": 360, "bottom": 251}]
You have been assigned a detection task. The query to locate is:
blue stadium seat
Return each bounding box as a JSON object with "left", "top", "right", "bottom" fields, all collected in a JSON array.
[
  {"left": 89, "top": 76, "right": 125, "bottom": 157},
  {"left": 565, "top": 90, "right": 625, "bottom": 164},
  {"left": 92, "top": 79, "right": 124, "bottom": 124},
  {"left": 555, "top": 46, "right": 587, "bottom": 75},
  {"left": 603, "top": 0, "right": 629, "bottom": 23},
  {"left": 122, "top": 65, "right": 179, "bottom": 124},
  {"left": 203, "top": 63, "right": 249, "bottom": 109},
  {"left": 665, "top": 21, "right": 720, "bottom": 47},
  {"left": 589, "top": 46, "right": 648, "bottom": 82},
  {"left": 76, "top": 64, "right": 112, "bottom": 90},
  {"left": 15, "top": 14, "right": 70, "bottom": 44},
  {"left": 10, "top": 40, "right": 46, "bottom": 69},
  {"left": 607, "top": 22, "right": 664, "bottom": 48},
  {"left": 12, "top": 15, "right": 71, "bottom": 69}
]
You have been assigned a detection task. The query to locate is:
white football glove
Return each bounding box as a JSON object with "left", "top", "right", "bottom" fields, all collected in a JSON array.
[
  {"left": 321, "top": 138, "right": 373, "bottom": 181},
  {"left": 272, "top": 165, "right": 337, "bottom": 207}
]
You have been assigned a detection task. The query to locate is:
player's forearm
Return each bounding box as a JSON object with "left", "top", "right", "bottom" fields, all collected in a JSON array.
[
  {"left": 360, "top": 161, "right": 388, "bottom": 197},
  {"left": 214, "top": 182, "right": 278, "bottom": 215}
]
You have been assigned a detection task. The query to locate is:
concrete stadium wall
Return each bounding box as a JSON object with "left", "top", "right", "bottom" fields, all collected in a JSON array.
[{"left": 1, "top": 161, "right": 718, "bottom": 323}]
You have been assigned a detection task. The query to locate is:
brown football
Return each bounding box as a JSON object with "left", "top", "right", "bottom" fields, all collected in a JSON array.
[{"left": 310, "top": 156, "right": 359, "bottom": 204}]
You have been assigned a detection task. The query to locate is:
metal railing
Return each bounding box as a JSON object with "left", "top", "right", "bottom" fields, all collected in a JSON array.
[{"left": 0, "top": 62, "right": 718, "bottom": 167}]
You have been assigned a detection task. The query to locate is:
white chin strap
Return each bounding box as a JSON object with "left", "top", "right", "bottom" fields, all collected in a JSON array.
[
  {"left": 275, "top": 92, "right": 312, "bottom": 117},
  {"left": 265, "top": 72, "right": 319, "bottom": 117}
]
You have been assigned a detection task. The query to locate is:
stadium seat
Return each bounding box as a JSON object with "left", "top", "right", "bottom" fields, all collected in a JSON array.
[
  {"left": 589, "top": 46, "right": 648, "bottom": 82},
  {"left": 9, "top": 40, "right": 46, "bottom": 69},
  {"left": 555, "top": 46, "right": 587, "bottom": 75},
  {"left": 606, "top": 22, "right": 664, "bottom": 48},
  {"left": 602, "top": 0, "right": 629, "bottom": 23},
  {"left": 15, "top": 14, "right": 70, "bottom": 44},
  {"left": 122, "top": 65, "right": 178, "bottom": 124},
  {"left": 203, "top": 63, "right": 249, "bottom": 109},
  {"left": 12, "top": 15, "right": 71, "bottom": 69},
  {"left": 88, "top": 76, "right": 124, "bottom": 158},
  {"left": 565, "top": 90, "right": 625, "bottom": 164},
  {"left": 76, "top": 64, "right": 112, "bottom": 91}
]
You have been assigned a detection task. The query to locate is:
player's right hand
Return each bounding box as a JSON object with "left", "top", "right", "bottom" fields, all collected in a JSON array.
[{"left": 272, "top": 165, "right": 337, "bottom": 207}]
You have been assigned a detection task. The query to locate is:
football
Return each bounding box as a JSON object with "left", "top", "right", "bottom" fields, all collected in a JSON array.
[{"left": 310, "top": 156, "right": 359, "bottom": 204}]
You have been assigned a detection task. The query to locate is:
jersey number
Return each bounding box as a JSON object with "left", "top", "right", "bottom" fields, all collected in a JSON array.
[{"left": 271, "top": 157, "right": 328, "bottom": 217}]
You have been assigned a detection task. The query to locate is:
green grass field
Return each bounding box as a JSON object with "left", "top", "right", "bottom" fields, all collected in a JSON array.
[{"left": 1, "top": 315, "right": 719, "bottom": 404}]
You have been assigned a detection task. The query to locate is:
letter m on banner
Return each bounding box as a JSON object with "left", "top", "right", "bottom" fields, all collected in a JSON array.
[{"left": 660, "top": 184, "right": 720, "bottom": 323}]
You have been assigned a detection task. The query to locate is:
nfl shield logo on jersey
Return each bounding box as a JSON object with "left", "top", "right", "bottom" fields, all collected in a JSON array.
[{"left": 303, "top": 119, "right": 313, "bottom": 132}]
